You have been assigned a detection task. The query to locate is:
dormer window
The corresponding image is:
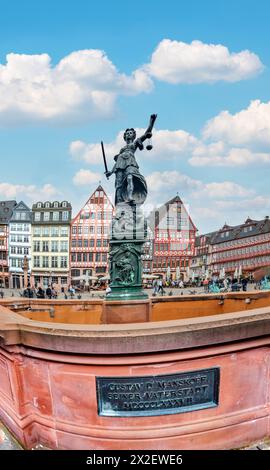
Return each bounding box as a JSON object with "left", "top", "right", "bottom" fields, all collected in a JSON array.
[
  {"left": 54, "top": 202, "right": 59, "bottom": 208},
  {"left": 62, "top": 201, "right": 67, "bottom": 208},
  {"left": 37, "top": 202, "right": 42, "bottom": 208},
  {"left": 45, "top": 202, "right": 50, "bottom": 208}
]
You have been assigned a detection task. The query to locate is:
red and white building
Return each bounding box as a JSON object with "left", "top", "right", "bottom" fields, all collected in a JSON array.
[
  {"left": 190, "top": 232, "right": 217, "bottom": 279},
  {"left": 210, "top": 217, "right": 270, "bottom": 276},
  {"left": 70, "top": 185, "right": 114, "bottom": 284},
  {"left": 0, "top": 200, "right": 17, "bottom": 287},
  {"left": 147, "top": 195, "right": 197, "bottom": 279}
]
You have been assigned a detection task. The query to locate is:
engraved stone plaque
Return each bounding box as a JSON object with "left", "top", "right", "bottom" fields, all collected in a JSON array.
[{"left": 96, "top": 368, "right": 219, "bottom": 417}]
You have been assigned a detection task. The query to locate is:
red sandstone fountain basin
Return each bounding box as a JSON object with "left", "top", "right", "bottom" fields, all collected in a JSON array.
[{"left": 0, "top": 291, "right": 269, "bottom": 450}]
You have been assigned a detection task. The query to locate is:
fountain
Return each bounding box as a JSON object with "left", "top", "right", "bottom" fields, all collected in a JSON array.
[{"left": 0, "top": 115, "right": 269, "bottom": 450}]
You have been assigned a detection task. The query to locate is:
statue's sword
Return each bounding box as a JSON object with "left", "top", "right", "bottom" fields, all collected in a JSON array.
[{"left": 101, "top": 141, "right": 109, "bottom": 179}]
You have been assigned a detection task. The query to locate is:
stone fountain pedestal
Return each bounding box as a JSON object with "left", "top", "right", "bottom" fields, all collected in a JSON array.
[{"left": 106, "top": 202, "right": 148, "bottom": 301}]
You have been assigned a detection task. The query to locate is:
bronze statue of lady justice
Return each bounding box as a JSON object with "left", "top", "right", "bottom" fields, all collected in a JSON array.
[{"left": 101, "top": 114, "right": 157, "bottom": 206}]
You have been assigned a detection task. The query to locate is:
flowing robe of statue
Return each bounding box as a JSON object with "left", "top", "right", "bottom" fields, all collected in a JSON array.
[{"left": 112, "top": 139, "right": 147, "bottom": 206}]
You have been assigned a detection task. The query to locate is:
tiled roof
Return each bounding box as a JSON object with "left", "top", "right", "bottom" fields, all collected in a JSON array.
[
  {"left": 211, "top": 217, "right": 270, "bottom": 244},
  {"left": 0, "top": 200, "right": 17, "bottom": 223}
]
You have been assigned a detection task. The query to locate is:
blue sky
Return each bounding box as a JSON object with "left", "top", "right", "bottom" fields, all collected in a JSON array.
[{"left": 0, "top": 0, "right": 270, "bottom": 232}]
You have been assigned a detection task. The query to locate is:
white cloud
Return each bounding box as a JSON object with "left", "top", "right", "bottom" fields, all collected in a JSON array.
[
  {"left": 70, "top": 128, "right": 198, "bottom": 165},
  {"left": 73, "top": 169, "right": 102, "bottom": 186},
  {"left": 146, "top": 39, "right": 263, "bottom": 84},
  {"left": 189, "top": 143, "right": 270, "bottom": 167},
  {"left": 200, "top": 181, "right": 254, "bottom": 199},
  {"left": 215, "top": 196, "right": 270, "bottom": 211},
  {"left": 146, "top": 171, "right": 253, "bottom": 202},
  {"left": 0, "top": 183, "right": 59, "bottom": 200},
  {"left": 70, "top": 133, "right": 123, "bottom": 165},
  {"left": 203, "top": 100, "right": 270, "bottom": 148},
  {"left": 0, "top": 50, "right": 153, "bottom": 124},
  {"left": 146, "top": 171, "right": 202, "bottom": 193},
  {"left": 0, "top": 40, "right": 263, "bottom": 125}
]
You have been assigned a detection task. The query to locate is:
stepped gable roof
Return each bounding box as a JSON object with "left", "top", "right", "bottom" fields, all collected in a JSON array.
[
  {"left": 0, "top": 200, "right": 17, "bottom": 223},
  {"left": 148, "top": 194, "right": 197, "bottom": 232},
  {"left": 71, "top": 184, "right": 114, "bottom": 223}
]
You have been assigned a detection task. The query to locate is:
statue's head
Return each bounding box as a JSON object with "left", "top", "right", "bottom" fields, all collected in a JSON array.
[{"left": 124, "top": 128, "right": 136, "bottom": 142}]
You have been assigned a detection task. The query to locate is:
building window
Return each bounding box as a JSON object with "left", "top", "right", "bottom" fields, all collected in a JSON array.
[
  {"left": 62, "top": 211, "right": 69, "bottom": 220},
  {"left": 72, "top": 226, "right": 77, "bottom": 235},
  {"left": 45, "top": 202, "right": 50, "bottom": 208},
  {"left": 42, "top": 227, "right": 49, "bottom": 236},
  {"left": 60, "top": 227, "right": 68, "bottom": 237},
  {"left": 71, "top": 253, "right": 76, "bottom": 262},
  {"left": 53, "top": 212, "right": 59, "bottom": 221},
  {"left": 51, "top": 241, "right": 58, "bottom": 252},
  {"left": 42, "top": 256, "right": 49, "bottom": 268},
  {"left": 33, "top": 241, "right": 40, "bottom": 252},
  {"left": 83, "top": 253, "right": 87, "bottom": 262},
  {"left": 88, "top": 253, "right": 93, "bottom": 262},
  {"left": 42, "top": 241, "right": 49, "bottom": 252},
  {"left": 96, "top": 239, "right": 102, "bottom": 247},
  {"left": 51, "top": 227, "right": 59, "bottom": 237},
  {"left": 83, "top": 239, "right": 88, "bottom": 247},
  {"left": 52, "top": 276, "right": 58, "bottom": 284},
  {"left": 33, "top": 256, "right": 40, "bottom": 268},
  {"left": 61, "top": 277, "right": 67, "bottom": 284},
  {"left": 44, "top": 212, "right": 50, "bottom": 221},
  {"left": 54, "top": 202, "right": 59, "bottom": 208},
  {"left": 95, "top": 253, "right": 101, "bottom": 262},
  {"left": 71, "top": 269, "right": 80, "bottom": 277},
  {"left": 37, "top": 203, "right": 42, "bottom": 208},
  {"left": 60, "top": 256, "right": 68, "bottom": 268},
  {"left": 77, "top": 253, "right": 82, "bottom": 262},
  {"left": 62, "top": 202, "right": 67, "bottom": 208},
  {"left": 60, "top": 241, "right": 68, "bottom": 252},
  {"left": 51, "top": 256, "right": 58, "bottom": 268},
  {"left": 24, "top": 247, "right": 29, "bottom": 255},
  {"left": 34, "top": 212, "right": 41, "bottom": 221},
  {"left": 33, "top": 227, "right": 41, "bottom": 237}
]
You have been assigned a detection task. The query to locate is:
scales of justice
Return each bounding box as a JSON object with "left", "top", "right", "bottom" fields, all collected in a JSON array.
[{"left": 101, "top": 114, "right": 157, "bottom": 300}]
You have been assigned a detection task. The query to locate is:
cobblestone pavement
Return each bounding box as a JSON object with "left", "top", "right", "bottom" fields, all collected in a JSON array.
[
  {"left": 241, "top": 438, "right": 270, "bottom": 450},
  {"left": 0, "top": 422, "right": 22, "bottom": 450},
  {"left": 0, "top": 284, "right": 258, "bottom": 301}
]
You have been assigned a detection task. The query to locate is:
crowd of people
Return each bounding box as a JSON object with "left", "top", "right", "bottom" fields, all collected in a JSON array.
[
  {"left": 21, "top": 284, "right": 77, "bottom": 299},
  {"left": 150, "top": 275, "right": 266, "bottom": 296}
]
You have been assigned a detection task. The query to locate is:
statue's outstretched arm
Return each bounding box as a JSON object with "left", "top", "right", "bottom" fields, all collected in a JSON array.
[{"left": 137, "top": 114, "right": 157, "bottom": 144}]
